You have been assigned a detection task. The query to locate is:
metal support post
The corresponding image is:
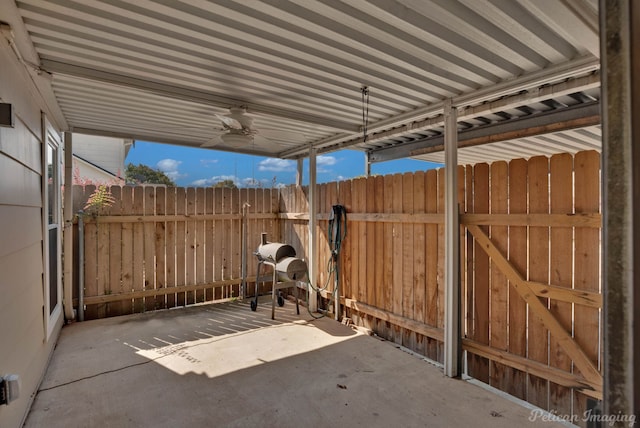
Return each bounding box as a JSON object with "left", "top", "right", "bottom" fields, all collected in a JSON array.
[
  {"left": 296, "top": 158, "right": 304, "bottom": 186},
  {"left": 308, "top": 147, "right": 318, "bottom": 312},
  {"left": 443, "top": 99, "right": 461, "bottom": 378},
  {"left": 600, "top": 0, "right": 639, "bottom": 418}
]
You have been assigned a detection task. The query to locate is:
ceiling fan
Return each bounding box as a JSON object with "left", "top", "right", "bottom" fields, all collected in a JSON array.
[{"left": 200, "top": 107, "right": 303, "bottom": 149}]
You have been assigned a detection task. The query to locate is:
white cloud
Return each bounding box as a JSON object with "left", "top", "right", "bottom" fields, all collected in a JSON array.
[
  {"left": 200, "top": 159, "right": 218, "bottom": 167},
  {"left": 316, "top": 155, "right": 339, "bottom": 174},
  {"left": 317, "top": 155, "right": 337, "bottom": 166},
  {"left": 156, "top": 158, "right": 181, "bottom": 172},
  {"left": 190, "top": 175, "right": 239, "bottom": 187},
  {"left": 258, "top": 158, "right": 295, "bottom": 172},
  {"left": 156, "top": 158, "right": 185, "bottom": 181}
]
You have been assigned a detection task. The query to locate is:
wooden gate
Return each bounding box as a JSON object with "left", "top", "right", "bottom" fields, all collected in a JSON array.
[{"left": 461, "top": 151, "right": 602, "bottom": 420}]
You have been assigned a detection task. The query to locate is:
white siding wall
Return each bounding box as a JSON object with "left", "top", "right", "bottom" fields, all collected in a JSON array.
[
  {"left": 0, "top": 37, "right": 63, "bottom": 427},
  {"left": 73, "top": 157, "right": 124, "bottom": 186},
  {"left": 72, "top": 134, "right": 127, "bottom": 177}
]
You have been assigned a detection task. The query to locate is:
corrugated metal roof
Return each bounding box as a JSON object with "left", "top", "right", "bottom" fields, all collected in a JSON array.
[
  {"left": 412, "top": 125, "right": 602, "bottom": 165},
  {"left": 7, "top": 0, "right": 601, "bottom": 162}
]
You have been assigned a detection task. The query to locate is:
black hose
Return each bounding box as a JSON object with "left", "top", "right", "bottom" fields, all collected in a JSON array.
[{"left": 305, "top": 205, "right": 347, "bottom": 319}]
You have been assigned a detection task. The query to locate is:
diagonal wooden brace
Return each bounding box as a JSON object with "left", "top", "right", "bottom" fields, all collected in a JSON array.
[{"left": 466, "top": 224, "right": 602, "bottom": 386}]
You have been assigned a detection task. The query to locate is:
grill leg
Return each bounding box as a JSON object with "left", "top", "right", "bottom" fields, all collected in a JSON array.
[
  {"left": 271, "top": 269, "right": 277, "bottom": 320},
  {"left": 251, "top": 262, "right": 262, "bottom": 312}
]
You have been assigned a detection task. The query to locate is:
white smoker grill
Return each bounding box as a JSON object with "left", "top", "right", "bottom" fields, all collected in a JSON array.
[{"left": 252, "top": 233, "right": 307, "bottom": 319}]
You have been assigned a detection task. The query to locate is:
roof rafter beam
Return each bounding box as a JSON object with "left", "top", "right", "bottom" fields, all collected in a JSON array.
[
  {"left": 368, "top": 101, "right": 601, "bottom": 163},
  {"left": 71, "top": 126, "right": 278, "bottom": 157},
  {"left": 280, "top": 56, "right": 600, "bottom": 158},
  {"left": 40, "top": 59, "right": 359, "bottom": 133}
]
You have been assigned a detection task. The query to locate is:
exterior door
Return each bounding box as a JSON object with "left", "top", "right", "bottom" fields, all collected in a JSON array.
[{"left": 43, "top": 117, "right": 63, "bottom": 338}]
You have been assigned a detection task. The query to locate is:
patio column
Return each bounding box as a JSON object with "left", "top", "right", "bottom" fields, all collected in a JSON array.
[
  {"left": 601, "top": 0, "right": 639, "bottom": 418},
  {"left": 307, "top": 147, "right": 318, "bottom": 312},
  {"left": 62, "top": 132, "right": 75, "bottom": 320},
  {"left": 443, "top": 99, "right": 461, "bottom": 378},
  {"left": 365, "top": 152, "right": 371, "bottom": 177},
  {"left": 296, "top": 158, "right": 303, "bottom": 187}
]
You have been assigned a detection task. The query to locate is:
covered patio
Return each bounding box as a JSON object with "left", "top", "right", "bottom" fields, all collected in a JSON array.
[
  {"left": 24, "top": 299, "right": 565, "bottom": 428},
  {"left": 1, "top": 1, "right": 638, "bottom": 427}
]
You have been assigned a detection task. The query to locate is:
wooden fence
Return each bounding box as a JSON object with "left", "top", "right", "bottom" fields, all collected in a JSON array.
[
  {"left": 73, "top": 186, "right": 280, "bottom": 319},
  {"left": 72, "top": 150, "right": 601, "bottom": 423},
  {"left": 279, "top": 151, "right": 601, "bottom": 424}
]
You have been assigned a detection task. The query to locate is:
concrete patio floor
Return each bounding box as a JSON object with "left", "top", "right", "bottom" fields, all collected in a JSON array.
[{"left": 24, "top": 298, "right": 566, "bottom": 428}]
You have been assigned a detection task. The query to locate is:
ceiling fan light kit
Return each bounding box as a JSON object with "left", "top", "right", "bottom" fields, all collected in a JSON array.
[
  {"left": 220, "top": 132, "right": 253, "bottom": 147},
  {"left": 201, "top": 106, "right": 305, "bottom": 149}
]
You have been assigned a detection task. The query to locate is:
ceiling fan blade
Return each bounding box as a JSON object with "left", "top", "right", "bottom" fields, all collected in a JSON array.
[
  {"left": 215, "top": 113, "right": 243, "bottom": 130},
  {"left": 253, "top": 134, "right": 286, "bottom": 151},
  {"left": 200, "top": 135, "right": 223, "bottom": 147}
]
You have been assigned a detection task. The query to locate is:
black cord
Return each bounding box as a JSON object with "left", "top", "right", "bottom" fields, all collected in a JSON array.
[{"left": 361, "top": 86, "right": 370, "bottom": 143}]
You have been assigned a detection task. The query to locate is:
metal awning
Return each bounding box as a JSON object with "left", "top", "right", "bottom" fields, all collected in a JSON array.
[{"left": 2, "top": 0, "right": 600, "bottom": 162}]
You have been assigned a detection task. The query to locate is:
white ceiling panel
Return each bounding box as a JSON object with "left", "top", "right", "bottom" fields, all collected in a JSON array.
[{"left": 4, "top": 0, "right": 601, "bottom": 162}]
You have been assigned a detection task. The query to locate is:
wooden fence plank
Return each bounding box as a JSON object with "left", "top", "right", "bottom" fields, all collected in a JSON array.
[
  {"left": 107, "top": 186, "right": 123, "bottom": 316},
  {"left": 372, "top": 176, "right": 385, "bottom": 333},
  {"left": 573, "top": 150, "right": 602, "bottom": 421},
  {"left": 83, "top": 185, "right": 98, "bottom": 319},
  {"left": 185, "top": 188, "right": 196, "bottom": 304},
  {"left": 143, "top": 186, "right": 156, "bottom": 312},
  {"left": 80, "top": 277, "right": 252, "bottom": 303},
  {"left": 175, "top": 187, "right": 187, "bottom": 306},
  {"left": 413, "top": 171, "right": 426, "bottom": 356},
  {"left": 231, "top": 187, "right": 240, "bottom": 298},
  {"left": 213, "top": 188, "right": 223, "bottom": 300},
  {"left": 165, "top": 187, "right": 177, "bottom": 309},
  {"left": 195, "top": 187, "right": 206, "bottom": 303},
  {"left": 204, "top": 187, "right": 214, "bottom": 301},
  {"left": 391, "top": 173, "right": 403, "bottom": 344},
  {"left": 470, "top": 163, "right": 490, "bottom": 382},
  {"left": 436, "top": 168, "right": 446, "bottom": 362},
  {"left": 339, "top": 180, "right": 352, "bottom": 304},
  {"left": 120, "top": 186, "right": 134, "bottom": 315},
  {"left": 489, "top": 161, "right": 509, "bottom": 391},
  {"left": 250, "top": 188, "right": 261, "bottom": 296},
  {"left": 425, "top": 169, "right": 439, "bottom": 360},
  {"left": 528, "top": 155, "right": 551, "bottom": 409},
  {"left": 131, "top": 187, "right": 145, "bottom": 313},
  {"left": 365, "top": 176, "right": 377, "bottom": 329},
  {"left": 230, "top": 188, "right": 241, "bottom": 298},
  {"left": 154, "top": 186, "right": 167, "bottom": 310},
  {"left": 507, "top": 158, "right": 528, "bottom": 400},
  {"left": 549, "top": 153, "right": 574, "bottom": 415},
  {"left": 402, "top": 172, "right": 415, "bottom": 349},
  {"left": 378, "top": 175, "right": 393, "bottom": 339},
  {"left": 96, "top": 206, "right": 111, "bottom": 318},
  {"left": 461, "top": 213, "right": 600, "bottom": 227},
  {"left": 221, "top": 188, "right": 231, "bottom": 297},
  {"left": 349, "top": 179, "right": 361, "bottom": 313},
  {"left": 356, "top": 178, "right": 367, "bottom": 310},
  {"left": 463, "top": 339, "right": 601, "bottom": 398}
]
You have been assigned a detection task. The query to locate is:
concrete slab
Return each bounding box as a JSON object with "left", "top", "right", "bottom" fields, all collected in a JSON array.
[{"left": 24, "top": 299, "right": 566, "bottom": 428}]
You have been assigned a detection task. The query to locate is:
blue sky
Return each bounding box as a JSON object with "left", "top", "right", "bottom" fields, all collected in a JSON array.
[{"left": 125, "top": 141, "right": 442, "bottom": 187}]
